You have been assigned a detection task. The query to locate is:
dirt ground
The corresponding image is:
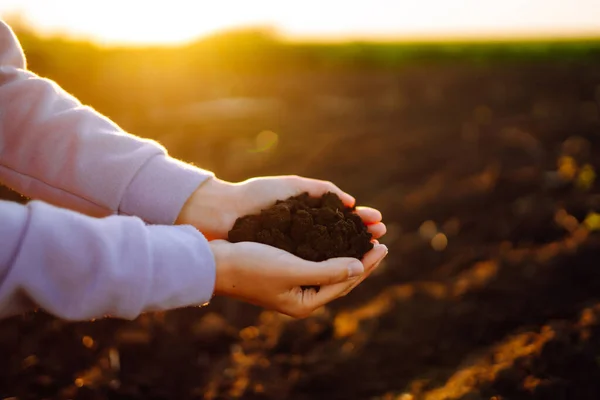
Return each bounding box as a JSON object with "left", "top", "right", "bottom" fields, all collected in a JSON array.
[{"left": 2, "top": 60, "right": 600, "bottom": 399}]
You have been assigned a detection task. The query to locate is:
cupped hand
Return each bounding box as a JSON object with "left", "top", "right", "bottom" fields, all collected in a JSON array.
[
  {"left": 210, "top": 239, "right": 388, "bottom": 318},
  {"left": 177, "top": 175, "right": 386, "bottom": 241}
]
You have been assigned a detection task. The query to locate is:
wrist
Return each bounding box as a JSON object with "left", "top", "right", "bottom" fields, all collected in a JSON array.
[
  {"left": 209, "top": 240, "right": 234, "bottom": 297},
  {"left": 175, "top": 177, "right": 237, "bottom": 239}
]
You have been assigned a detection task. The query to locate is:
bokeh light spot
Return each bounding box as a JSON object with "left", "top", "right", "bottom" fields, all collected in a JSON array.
[
  {"left": 576, "top": 164, "right": 596, "bottom": 191},
  {"left": 558, "top": 156, "right": 577, "bottom": 181},
  {"left": 254, "top": 130, "right": 279, "bottom": 152},
  {"left": 21, "top": 355, "right": 38, "bottom": 369},
  {"left": 240, "top": 326, "right": 260, "bottom": 340},
  {"left": 431, "top": 233, "right": 448, "bottom": 251},
  {"left": 82, "top": 336, "right": 94, "bottom": 348},
  {"left": 334, "top": 313, "right": 359, "bottom": 338},
  {"left": 109, "top": 348, "right": 120, "bottom": 371},
  {"left": 341, "top": 341, "right": 355, "bottom": 354},
  {"left": 555, "top": 209, "right": 580, "bottom": 232},
  {"left": 419, "top": 220, "right": 438, "bottom": 240},
  {"left": 584, "top": 212, "right": 600, "bottom": 231}
]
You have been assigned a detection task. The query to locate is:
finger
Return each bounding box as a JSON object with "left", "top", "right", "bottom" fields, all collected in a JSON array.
[
  {"left": 306, "top": 245, "right": 388, "bottom": 308},
  {"left": 340, "top": 244, "right": 388, "bottom": 293},
  {"left": 355, "top": 207, "right": 382, "bottom": 224},
  {"left": 287, "top": 257, "right": 365, "bottom": 287},
  {"left": 368, "top": 222, "right": 387, "bottom": 239},
  {"left": 342, "top": 251, "right": 388, "bottom": 296},
  {"left": 361, "top": 243, "right": 388, "bottom": 267},
  {"left": 292, "top": 176, "right": 355, "bottom": 207}
]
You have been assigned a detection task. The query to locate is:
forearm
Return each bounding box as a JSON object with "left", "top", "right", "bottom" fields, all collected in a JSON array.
[
  {"left": 0, "top": 20, "right": 213, "bottom": 224},
  {"left": 0, "top": 200, "right": 216, "bottom": 321}
]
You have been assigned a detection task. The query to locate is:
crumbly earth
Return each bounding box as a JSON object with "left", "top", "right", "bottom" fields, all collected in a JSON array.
[{"left": 227, "top": 192, "right": 373, "bottom": 262}]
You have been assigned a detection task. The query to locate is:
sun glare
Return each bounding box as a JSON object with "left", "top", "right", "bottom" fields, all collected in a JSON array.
[
  {"left": 1, "top": 0, "right": 599, "bottom": 45},
  {"left": 1, "top": 0, "right": 273, "bottom": 45}
]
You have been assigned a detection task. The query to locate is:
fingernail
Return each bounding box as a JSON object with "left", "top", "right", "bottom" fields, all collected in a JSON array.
[
  {"left": 376, "top": 245, "right": 389, "bottom": 263},
  {"left": 347, "top": 260, "right": 364, "bottom": 278},
  {"left": 379, "top": 244, "right": 388, "bottom": 256}
]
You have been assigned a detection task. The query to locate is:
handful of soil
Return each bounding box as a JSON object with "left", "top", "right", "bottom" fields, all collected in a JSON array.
[{"left": 228, "top": 192, "right": 373, "bottom": 262}]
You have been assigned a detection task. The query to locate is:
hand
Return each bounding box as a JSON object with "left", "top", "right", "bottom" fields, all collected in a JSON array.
[
  {"left": 210, "top": 239, "right": 388, "bottom": 318},
  {"left": 176, "top": 175, "right": 386, "bottom": 241}
]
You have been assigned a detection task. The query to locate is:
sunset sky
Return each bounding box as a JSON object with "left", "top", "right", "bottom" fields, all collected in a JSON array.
[{"left": 1, "top": 0, "right": 600, "bottom": 45}]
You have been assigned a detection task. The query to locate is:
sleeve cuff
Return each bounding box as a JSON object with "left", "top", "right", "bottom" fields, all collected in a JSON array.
[
  {"left": 118, "top": 155, "right": 214, "bottom": 225},
  {"left": 142, "top": 224, "right": 216, "bottom": 313}
]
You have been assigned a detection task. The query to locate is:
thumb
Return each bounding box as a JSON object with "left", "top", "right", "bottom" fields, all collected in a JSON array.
[{"left": 288, "top": 258, "right": 364, "bottom": 286}]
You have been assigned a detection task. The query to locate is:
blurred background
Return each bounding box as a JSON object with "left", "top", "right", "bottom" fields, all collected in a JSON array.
[{"left": 1, "top": 1, "right": 600, "bottom": 399}]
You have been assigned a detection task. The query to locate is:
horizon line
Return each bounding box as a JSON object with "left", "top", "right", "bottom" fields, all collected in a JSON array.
[{"left": 10, "top": 19, "right": 600, "bottom": 48}]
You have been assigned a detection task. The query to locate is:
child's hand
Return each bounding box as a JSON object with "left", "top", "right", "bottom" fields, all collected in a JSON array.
[
  {"left": 177, "top": 175, "right": 386, "bottom": 241},
  {"left": 210, "top": 240, "right": 388, "bottom": 318}
]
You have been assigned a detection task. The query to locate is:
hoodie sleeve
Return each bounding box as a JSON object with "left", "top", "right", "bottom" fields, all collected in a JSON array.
[
  {"left": 0, "top": 199, "right": 216, "bottom": 321},
  {"left": 0, "top": 19, "right": 213, "bottom": 224}
]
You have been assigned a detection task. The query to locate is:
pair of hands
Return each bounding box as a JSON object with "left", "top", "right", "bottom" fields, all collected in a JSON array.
[{"left": 176, "top": 176, "right": 387, "bottom": 318}]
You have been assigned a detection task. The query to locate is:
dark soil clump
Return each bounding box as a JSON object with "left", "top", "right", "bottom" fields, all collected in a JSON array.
[{"left": 228, "top": 192, "right": 373, "bottom": 262}]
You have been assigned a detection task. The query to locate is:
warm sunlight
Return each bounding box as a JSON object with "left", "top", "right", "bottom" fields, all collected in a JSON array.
[
  {"left": 0, "top": 0, "right": 263, "bottom": 45},
  {"left": 1, "top": 0, "right": 600, "bottom": 45}
]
